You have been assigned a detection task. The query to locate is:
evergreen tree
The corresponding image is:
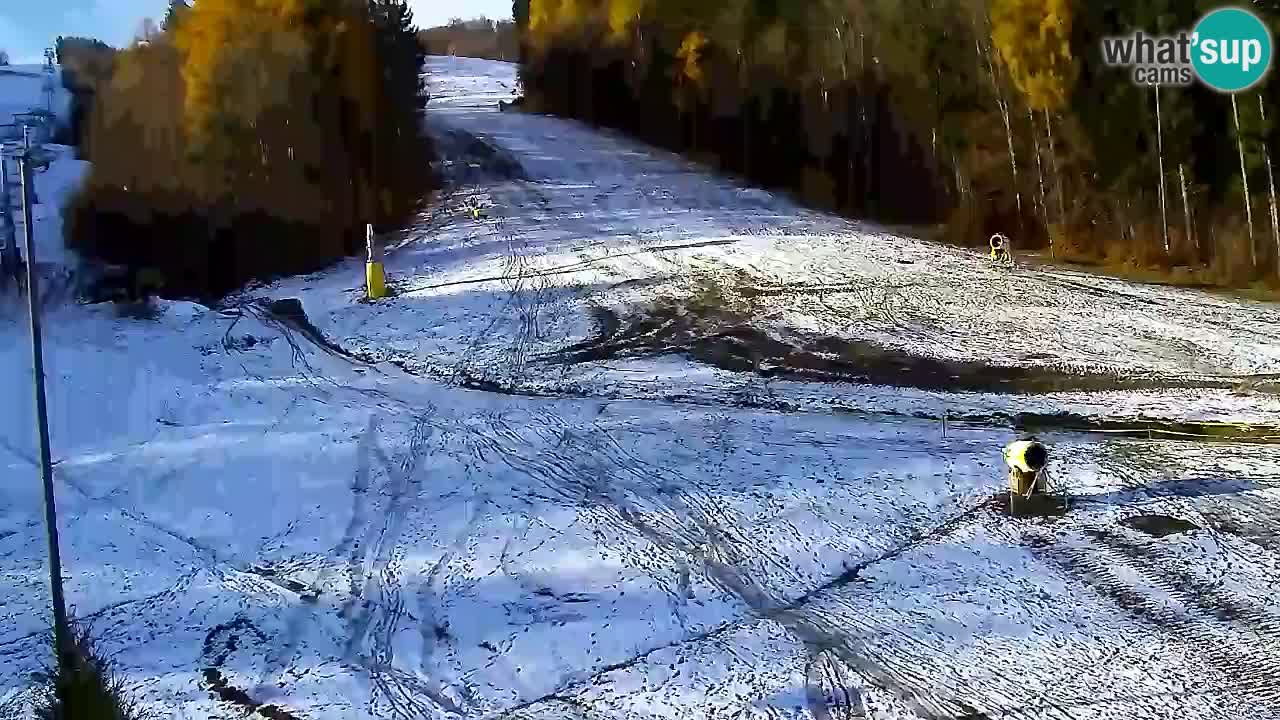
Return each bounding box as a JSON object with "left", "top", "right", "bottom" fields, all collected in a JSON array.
[{"left": 368, "top": 0, "right": 434, "bottom": 224}]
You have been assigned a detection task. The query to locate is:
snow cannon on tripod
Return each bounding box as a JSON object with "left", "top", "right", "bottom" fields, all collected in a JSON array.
[
  {"left": 1003, "top": 437, "right": 1050, "bottom": 497},
  {"left": 989, "top": 233, "right": 1013, "bottom": 266}
]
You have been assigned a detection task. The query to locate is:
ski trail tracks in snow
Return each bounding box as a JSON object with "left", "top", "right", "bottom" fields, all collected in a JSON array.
[{"left": 3, "top": 56, "right": 1280, "bottom": 720}]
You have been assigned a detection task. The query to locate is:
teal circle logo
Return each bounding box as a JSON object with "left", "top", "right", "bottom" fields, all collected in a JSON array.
[{"left": 1192, "top": 7, "right": 1273, "bottom": 92}]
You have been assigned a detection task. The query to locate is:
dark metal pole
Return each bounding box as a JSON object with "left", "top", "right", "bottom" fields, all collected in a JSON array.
[{"left": 19, "top": 151, "right": 71, "bottom": 660}]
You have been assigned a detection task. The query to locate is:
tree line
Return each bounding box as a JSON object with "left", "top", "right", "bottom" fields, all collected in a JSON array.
[
  {"left": 515, "top": 0, "right": 1280, "bottom": 287},
  {"left": 62, "top": 0, "right": 433, "bottom": 300},
  {"left": 419, "top": 17, "right": 521, "bottom": 61},
  {"left": 54, "top": 36, "right": 116, "bottom": 152}
]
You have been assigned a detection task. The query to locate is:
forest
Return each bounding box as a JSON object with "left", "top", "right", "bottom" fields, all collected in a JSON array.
[
  {"left": 515, "top": 0, "right": 1280, "bottom": 289},
  {"left": 60, "top": 0, "right": 432, "bottom": 300},
  {"left": 419, "top": 17, "right": 521, "bottom": 61}
]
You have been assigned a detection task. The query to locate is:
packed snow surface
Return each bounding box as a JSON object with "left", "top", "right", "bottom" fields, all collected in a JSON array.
[{"left": 1, "top": 56, "right": 1279, "bottom": 720}]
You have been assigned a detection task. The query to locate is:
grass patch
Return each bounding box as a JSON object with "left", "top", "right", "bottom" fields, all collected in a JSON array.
[{"left": 33, "top": 625, "right": 141, "bottom": 720}]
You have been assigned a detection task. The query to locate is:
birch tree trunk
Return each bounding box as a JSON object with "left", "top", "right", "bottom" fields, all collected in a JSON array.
[
  {"left": 861, "top": 30, "right": 873, "bottom": 217},
  {"left": 1155, "top": 87, "right": 1169, "bottom": 256},
  {"left": 740, "top": 51, "right": 751, "bottom": 179},
  {"left": 979, "top": 34, "right": 1021, "bottom": 220},
  {"left": 841, "top": 21, "right": 855, "bottom": 212},
  {"left": 1179, "top": 163, "right": 1195, "bottom": 260},
  {"left": 1259, "top": 95, "right": 1280, "bottom": 277},
  {"left": 1044, "top": 109, "right": 1065, "bottom": 226},
  {"left": 1028, "top": 106, "right": 1048, "bottom": 230},
  {"left": 1232, "top": 93, "right": 1256, "bottom": 269}
]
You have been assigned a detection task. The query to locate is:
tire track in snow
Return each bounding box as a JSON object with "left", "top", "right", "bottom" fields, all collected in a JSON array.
[
  {"left": 456, "top": 178, "right": 594, "bottom": 393},
  {"left": 254, "top": 414, "right": 382, "bottom": 693},
  {"left": 770, "top": 498, "right": 1280, "bottom": 720},
  {"left": 449, "top": 179, "right": 554, "bottom": 388},
  {"left": 263, "top": 62, "right": 1280, "bottom": 720},
  {"left": 367, "top": 407, "right": 494, "bottom": 718},
  {"left": 334, "top": 412, "right": 483, "bottom": 720},
  {"left": 409, "top": 499, "right": 491, "bottom": 715},
  {"left": 460, "top": 404, "right": 999, "bottom": 718},
  {"left": 491, "top": 471, "right": 1276, "bottom": 720},
  {"left": 1035, "top": 526, "right": 1280, "bottom": 714},
  {"left": 56, "top": 464, "right": 291, "bottom": 608},
  {"left": 416, "top": 132, "right": 1216, "bottom": 715},
  {"left": 101, "top": 57, "right": 1275, "bottom": 718},
  {"left": 0, "top": 569, "right": 201, "bottom": 659},
  {"left": 805, "top": 650, "right": 866, "bottom": 720},
  {"left": 343, "top": 418, "right": 427, "bottom": 651}
]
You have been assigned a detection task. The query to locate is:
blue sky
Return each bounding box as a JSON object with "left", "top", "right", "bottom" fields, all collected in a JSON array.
[{"left": 0, "top": 0, "right": 513, "bottom": 64}]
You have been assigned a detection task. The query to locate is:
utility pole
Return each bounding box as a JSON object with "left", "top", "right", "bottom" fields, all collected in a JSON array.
[
  {"left": 43, "top": 49, "right": 56, "bottom": 117},
  {"left": 15, "top": 136, "right": 71, "bottom": 663}
]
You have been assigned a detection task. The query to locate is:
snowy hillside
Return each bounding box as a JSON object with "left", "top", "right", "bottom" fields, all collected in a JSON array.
[
  {"left": 0, "top": 65, "right": 70, "bottom": 137},
  {"left": 1, "top": 143, "right": 89, "bottom": 269},
  {"left": 0, "top": 56, "right": 1278, "bottom": 720},
  {"left": 0, "top": 62, "right": 84, "bottom": 269}
]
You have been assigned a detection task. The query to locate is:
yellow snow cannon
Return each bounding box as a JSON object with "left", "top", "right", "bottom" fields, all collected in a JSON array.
[
  {"left": 989, "top": 233, "right": 1012, "bottom": 265},
  {"left": 1004, "top": 437, "right": 1049, "bottom": 497}
]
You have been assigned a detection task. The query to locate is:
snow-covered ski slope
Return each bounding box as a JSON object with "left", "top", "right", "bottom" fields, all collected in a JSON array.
[
  {"left": 0, "top": 65, "right": 70, "bottom": 137},
  {"left": 1, "top": 55, "right": 1279, "bottom": 719}
]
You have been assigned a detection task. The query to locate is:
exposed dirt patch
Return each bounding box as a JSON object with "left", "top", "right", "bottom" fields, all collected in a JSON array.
[
  {"left": 435, "top": 128, "right": 527, "bottom": 182},
  {"left": 202, "top": 617, "right": 266, "bottom": 663},
  {"left": 555, "top": 298, "right": 1280, "bottom": 396},
  {"left": 260, "top": 298, "right": 347, "bottom": 355},
  {"left": 1121, "top": 514, "right": 1201, "bottom": 537},
  {"left": 219, "top": 297, "right": 368, "bottom": 367},
  {"left": 201, "top": 668, "right": 256, "bottom": 709},
  {"left": 948, "top": 411, "right": 1280, "bottom": 444},
  {"left": 988, "top": 491, "right": 1071, "bottom": 520},
  {"left": 200, "top": 617, "right": 302, "bottom": 720},
  {"left": 201, "top": 668, "right": 303, "bottom": 720}
]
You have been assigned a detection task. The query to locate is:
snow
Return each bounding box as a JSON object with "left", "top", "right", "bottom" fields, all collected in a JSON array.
[
  {"left": 1, "top": 62, "right": 85, "bottom": 270},
  {"left": 0, "top": 65, "right": 70, "bottom": 137},
  {"left": 0, "top": 55, "right": 1279, "bottom": 719},
  {"left": 7, "top": 144, "right": 89, "bottom": 269}
]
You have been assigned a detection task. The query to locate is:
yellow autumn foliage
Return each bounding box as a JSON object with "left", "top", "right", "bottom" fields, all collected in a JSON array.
[
  {"left": 169, "top": 0, "right": 389, "bottom": 223},
  {"left": 990, "top": 0, "right": 1076, "bottom": 110},
  {"left": 528, "top": 0, "right": 554, "bottom": 35},
  {"left": 175, "top": 0, "right": 307, "bottom": 152},
  {"left": 176, "top": 0, "right": 378, "bottom": 145},
  {"left": 677, "top": 30, "right": 708, "bottom": 85},
  {"left": 607, "top": 0, "right": 646, "bottom": 44},
  {"left": 528, "top": 0, "right": 604, "bottom": 48}
]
